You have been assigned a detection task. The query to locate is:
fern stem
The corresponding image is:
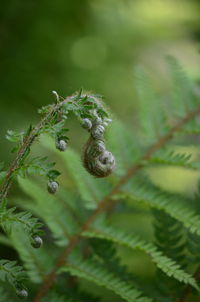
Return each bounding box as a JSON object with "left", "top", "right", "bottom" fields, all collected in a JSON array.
[
  {"left": 0, "top": 96, "right": 73, "bottom": 201},
  {"left": 33, "top": 104, "right": 200, "bottom": 302}
]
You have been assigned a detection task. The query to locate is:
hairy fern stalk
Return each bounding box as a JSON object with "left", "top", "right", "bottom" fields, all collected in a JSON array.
[{"left": 0, "top": 58, "right": 200, "bottom": 302}]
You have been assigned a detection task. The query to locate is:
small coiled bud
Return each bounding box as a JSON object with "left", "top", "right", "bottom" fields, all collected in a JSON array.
[
  {"left": 56, "top": 139, "right": 67, "bottom": 151},
  {"left": 16, "top": 289, "right": 28, "bottom": 299},
  {"left": 99, "top": 151, "right": 115, "bottom": 165},
  {"left": 91, "top": 125, "right": 105, "bottom": 139},
  {"left": 94, "top": 116, "right": 102, "bottom": 124},
  {"left": 47, "top": 181, "right": 59, "bottom": 194},
  {"left": 81, "top": 118, "right": 92, "bottom": 130},
  {"left": 31, "top": 236, "right": 43, "bottom": 249}
]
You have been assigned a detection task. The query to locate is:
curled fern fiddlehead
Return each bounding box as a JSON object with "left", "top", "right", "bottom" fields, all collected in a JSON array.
[{"left": 82, "top": 112, "right": 115, "bottom": 178}]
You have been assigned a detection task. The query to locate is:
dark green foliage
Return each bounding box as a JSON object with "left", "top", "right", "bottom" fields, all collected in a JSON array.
[
  {"left": 153, "top": 210, "right": 187, "bottom": 300},
  {"left": 0, "top": 260, "right": 26, "bottom": 294}
]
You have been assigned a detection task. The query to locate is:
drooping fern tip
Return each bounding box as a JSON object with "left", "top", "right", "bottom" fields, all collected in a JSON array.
[{"left": 0, "top": 90, "right": 115, "bottom": 297}]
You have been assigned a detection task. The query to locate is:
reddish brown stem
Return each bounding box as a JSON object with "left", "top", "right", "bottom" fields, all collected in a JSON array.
[{"left": 33, "top": 106, "right": 200, "bottom": 302}]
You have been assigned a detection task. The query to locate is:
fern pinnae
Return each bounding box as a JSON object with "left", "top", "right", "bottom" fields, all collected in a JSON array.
[
  {"left": 83, "top": 224, "right": 198, "bottom": 290},
  {"left": 120, "top": 177, "right": 200, "bottom": 237},
  {"left": 106, "top": 119, "right": 141, "bottom": 176},
  {"left": 9, "top": 225, "right": 53, "bottom": 284},
  {"left": 134, "top": 66, "right": 158, "bottom": 142},
  {"left": 17, "top": 177, "right": 78, "bottom": 246},
  {"left": 0, "top": 260, "right": 27, "bottom": 298},
  {"left": 166, "top": 56, "right": 196, "bottom": 113},
  {"left": 153, "top": 209, "right": 189, "bottom": 299},
  {"left": 186, "top": 185, "right": 200, "bottom": 267},
  {"left": 147, "top": 149, "right": 199, "bottom": 170},
  {"left": 61, "top": 253, "right": 153, "bottom": 302}
]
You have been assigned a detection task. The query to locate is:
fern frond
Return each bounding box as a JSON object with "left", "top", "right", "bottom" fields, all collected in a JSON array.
[
  {"left": 147, "top": 149, "right": 199, "bottom": 169},
  {"left": 167, "top": 56, "right": 196, "bottom": 114},
  {"left": 83, "top": 224, "right": 198, "bottom": 289},
  {"left": 187, "top": 232, "right": 200, "bottom": 264},
  {"left": 61, "top": 254, "right": 153, "bottom": 302},
  {"left": 17, "top": 176, "right": 79, "bottom": 246},
  {"left": 0, "top": 260, "right": 26, "bottom": 291},
  {"left": 0, "top": 205, "right": 43, "bottom": 239},
  {"left": 134, "top": 67, "right": 168, "bottom": 142},
  {"left": 186, "top": 186, "right": 200, "bottom": 265},
  {"left": 153, "top": 210, "right": 185, "bottom": 261},
  {"left": 153, "top": 209, "right": 187, "bottom": 297},
  {"left": 9, "top": 225, "right": 53, "bottom": 283},
  {"left": 119, "top": 178, "right": 200, "bottom": 236}
]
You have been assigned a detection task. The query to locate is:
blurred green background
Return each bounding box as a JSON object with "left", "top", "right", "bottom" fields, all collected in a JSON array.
[{"left": 1, "top": 0, "right": 200, "bottom": 162}]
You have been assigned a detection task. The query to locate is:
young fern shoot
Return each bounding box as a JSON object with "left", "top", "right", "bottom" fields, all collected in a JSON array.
[{"left": 0, "top": 91, "right": 115, "bottom": 297}]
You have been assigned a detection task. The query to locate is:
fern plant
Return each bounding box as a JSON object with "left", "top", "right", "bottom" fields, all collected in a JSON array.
[{"left": 0, "top": 57, "right": 200, "bottom": 302}]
